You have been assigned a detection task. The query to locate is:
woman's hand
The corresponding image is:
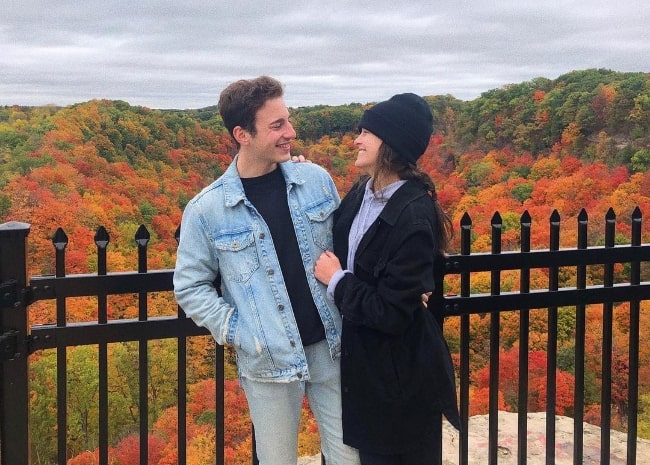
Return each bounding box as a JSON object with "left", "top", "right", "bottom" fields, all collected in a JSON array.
[{"left": 314, "top": 250, "right": 342, "bottom": 285}]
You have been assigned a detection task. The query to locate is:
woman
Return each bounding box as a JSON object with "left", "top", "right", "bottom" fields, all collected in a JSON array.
[{"left": 314, "top": 93, "right": 461, "bottom": 464}]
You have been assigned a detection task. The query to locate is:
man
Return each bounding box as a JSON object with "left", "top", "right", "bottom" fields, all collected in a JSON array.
[{"left": 174, "top": 76, "right": 359, "bottom": 465}]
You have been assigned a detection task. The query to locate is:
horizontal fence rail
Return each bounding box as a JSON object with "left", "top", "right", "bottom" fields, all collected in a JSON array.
[
  {"left": 442, "top": 281, "right": 650, "bottom": 315},
  {"left": 1, "top": 206, "right": 649, "bottom": 465}
]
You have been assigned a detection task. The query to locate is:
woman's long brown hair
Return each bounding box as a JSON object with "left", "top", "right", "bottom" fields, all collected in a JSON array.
[{"left": 368, "top": 143, "right": 453, "bottom": 255}]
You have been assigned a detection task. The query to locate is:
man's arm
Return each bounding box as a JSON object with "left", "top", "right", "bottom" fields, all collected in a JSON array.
[{"left": 173, "top": 202, "right": 235, "bottom": 345}]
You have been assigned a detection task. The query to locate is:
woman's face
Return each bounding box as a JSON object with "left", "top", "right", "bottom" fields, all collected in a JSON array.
[{"left": 354, "top": 128, "right": 382, "bottom": 175}]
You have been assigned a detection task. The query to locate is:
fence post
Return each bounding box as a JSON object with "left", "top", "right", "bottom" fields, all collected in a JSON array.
[{"left": 0, "top": 221, "right": 31, "bottom": 465}]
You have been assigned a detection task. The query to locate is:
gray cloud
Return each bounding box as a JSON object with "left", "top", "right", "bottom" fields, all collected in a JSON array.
[{"left": 2, "top": 0, "right": 649, "bottom": 109}]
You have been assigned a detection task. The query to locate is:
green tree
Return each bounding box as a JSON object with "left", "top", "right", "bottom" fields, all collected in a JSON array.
[
  {"left": 67, "top": 346, "right": 100, "bottom": 455},
  {"left": 511, "top": 182, "right": 534, "bottom": 203},
  {"left": 29, "top": 351, "right": 58, "bottom": 464},
  {"left": 630, "top": 149, "right": 650, "bottom": 172}
]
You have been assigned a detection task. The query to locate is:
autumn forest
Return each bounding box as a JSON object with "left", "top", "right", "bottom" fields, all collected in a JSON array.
[{"left": 2, "top": 68, "right": 650, "bottom": 464}]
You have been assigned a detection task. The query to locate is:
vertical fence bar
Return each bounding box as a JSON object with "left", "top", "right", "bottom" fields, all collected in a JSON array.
[
  {"left": 52, "top": 228, "right": 69, "bottom": 465},
  {"left": 627, "top": 207, "right": 642, "bottom": 465},
  {"left": 94, "top": 227, "right": 110, "bottom": 465},
  {"left": 573, "top": 209, "right": 588, "bottom": 465},
  {"left": 517, "top": 211, "right": 532, "bottom": 464},
  {"left": 174, "top": 226, "right": 189, "bottom": 465},
  {"left": 601, "top": 208, "right": 616, "bottom": 463},
  {"left": 216, "top": 344, "right": 225, "bottom": 465},
  {"left": 546, "top": 210, "right": 560, "bottom": 465},
  {"left": 177, "top": 328, "right": 188, "bottom": 465},
  {"left": 488, "top": 212, "right": 502, "bottom": 465},
  {"left": 136, "top": 225, "right": 150, "bottom": 465},
  {"left": 458, "top": 212, "right": 472, "bottom": 465},
  {"left": 0, "top": 221, "right": 31, "bottom": 465}
]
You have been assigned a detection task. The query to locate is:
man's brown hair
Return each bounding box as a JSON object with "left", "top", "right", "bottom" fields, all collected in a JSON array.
[{"left": 218, "top": 76, "right": 284, "bottom": 145}]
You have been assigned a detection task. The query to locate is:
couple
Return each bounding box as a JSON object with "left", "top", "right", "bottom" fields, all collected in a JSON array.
[{"left": 173, "top": 76, "right": 460, "bottom": 465}]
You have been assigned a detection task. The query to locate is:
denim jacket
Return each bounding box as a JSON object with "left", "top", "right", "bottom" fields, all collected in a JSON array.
[{"left": 173, "top": 157, "right": 342, "bottom": 382}]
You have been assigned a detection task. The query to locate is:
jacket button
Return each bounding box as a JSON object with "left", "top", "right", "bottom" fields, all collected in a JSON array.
[
  {"left": 297, "top": 372, "right": 303, "bottom": 379},
  {"left": 290, "top": 340, "right": 296, "bottom": 347},
  {"left": 278, "top": 304, "right": 285, "bottom": 311},
  {"left": 259, "top": 233, "right": 265, "bottom": 240},
  {"left": 267, "top": 269, "right": 274, "bottom": 275}
]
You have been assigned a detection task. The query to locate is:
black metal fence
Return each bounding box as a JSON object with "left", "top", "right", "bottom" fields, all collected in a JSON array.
[{"left": 2, "top": 206, "right": 649, "bottom": 465}]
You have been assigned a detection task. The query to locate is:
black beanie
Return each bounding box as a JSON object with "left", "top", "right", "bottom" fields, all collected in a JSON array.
[{"left": 358, "top": 93, "right": 433, "bottom": 164}]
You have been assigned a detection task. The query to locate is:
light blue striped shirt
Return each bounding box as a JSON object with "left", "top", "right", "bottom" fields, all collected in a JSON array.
[{"left": 327, "top": 179, "right": 406, "bottom": 300}]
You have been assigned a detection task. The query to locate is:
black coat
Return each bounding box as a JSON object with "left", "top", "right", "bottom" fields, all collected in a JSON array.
[{"left": 332, "top": 178, "right": 461, "bottom": 454}]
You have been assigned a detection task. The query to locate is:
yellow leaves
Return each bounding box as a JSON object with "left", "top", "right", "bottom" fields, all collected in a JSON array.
[
  {"left": 529, "top": 156, "right": 562, "bottom": 181},
  {"left": 559, "top": 122, "right": 581, "bottom": 153},
  {"left": 186, "top": 430, "right": 216, "bottom": 465},
  {"left": 470, "top": 236, "right": 492, "bottom": 254}
]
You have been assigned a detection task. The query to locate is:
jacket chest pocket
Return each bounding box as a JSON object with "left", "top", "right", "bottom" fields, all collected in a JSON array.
[
  {"left": 213, "top": 229, "right": 259, "bottom": 283},
  {"left": 305, "top": 197, "right": 336, "bottom": 251}
]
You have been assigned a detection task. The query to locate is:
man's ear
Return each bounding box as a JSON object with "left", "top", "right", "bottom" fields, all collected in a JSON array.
[{"left": 233, "top": 126, "right": 250, "bottom": 146}]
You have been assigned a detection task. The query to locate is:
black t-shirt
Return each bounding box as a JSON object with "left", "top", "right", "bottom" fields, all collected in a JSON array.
[{"left": 241, "top": 167, "right": 325, "bottom": 346}]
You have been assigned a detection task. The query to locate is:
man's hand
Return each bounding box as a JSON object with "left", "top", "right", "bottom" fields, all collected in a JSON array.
[{"left": 421, "top": 291, "right": 432, "bottom": 309}]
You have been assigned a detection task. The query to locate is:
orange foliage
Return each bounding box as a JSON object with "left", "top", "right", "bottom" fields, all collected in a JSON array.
[
  {"left": 469, "top": 387, "right": 506, "bottom": 416},
  {"left": 473, "top": 348, "right": 574, "bottom": 415},
  {"left": 67, "top": 450, "right": 101, "bottom": 465},
  {"left": 112, "top": 434, "right": 167, "bottom": 465},
  {"left": 532, "top": 90, "right": 546, "bottom": 103}
]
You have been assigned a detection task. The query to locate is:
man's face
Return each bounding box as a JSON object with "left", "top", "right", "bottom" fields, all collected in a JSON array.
[{"left": 247, "top": 97, "right": 296, "bottom": 164}]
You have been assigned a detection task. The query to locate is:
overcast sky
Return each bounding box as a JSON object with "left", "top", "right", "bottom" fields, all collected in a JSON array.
[{"left": 2, "top": 0, "right": 649, "bottom": 109}]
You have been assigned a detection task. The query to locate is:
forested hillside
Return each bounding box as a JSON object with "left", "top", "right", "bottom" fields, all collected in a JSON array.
[{"left": 2, "top": 68, "right": 650, "bottom": 464}]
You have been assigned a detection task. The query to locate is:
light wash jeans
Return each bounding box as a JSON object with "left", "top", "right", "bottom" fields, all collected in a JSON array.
[{"left": 240, "top": 339, "right": 360, "bottom": 465}]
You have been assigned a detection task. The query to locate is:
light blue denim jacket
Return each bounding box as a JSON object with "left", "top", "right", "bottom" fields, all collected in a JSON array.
[{"left": 173, "top": 157, "right": 342, "bottom": 382}]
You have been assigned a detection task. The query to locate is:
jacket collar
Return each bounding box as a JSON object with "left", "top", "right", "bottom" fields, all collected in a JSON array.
[
  {"left": 335, "top": 179, "right": 429, "bottom": 267},
  {"left": 377, "top": 179, "right": 429, "bottom": 226},
  {"left": 221, "top": 155, "right": 306, "bottom": 207}
]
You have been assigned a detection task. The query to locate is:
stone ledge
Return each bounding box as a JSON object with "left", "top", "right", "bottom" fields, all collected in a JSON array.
[
  {"left": 300, "top": 412, "right": 650, "bottom": 465},
  {"left": 442, "top": 412, "right": 650, "bottom": 465}
]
